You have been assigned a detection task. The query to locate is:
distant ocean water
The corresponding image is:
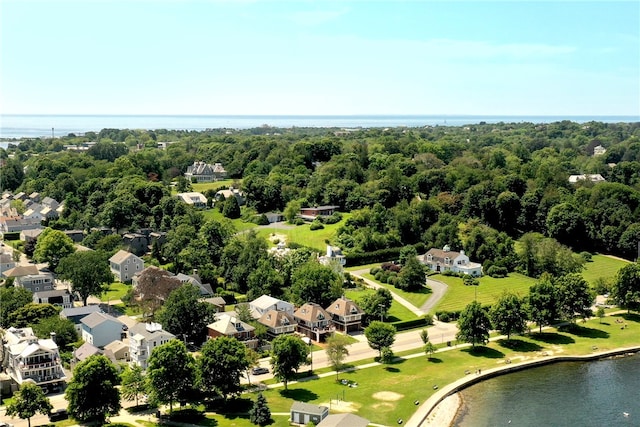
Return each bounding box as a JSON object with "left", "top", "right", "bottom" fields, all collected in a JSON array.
[{"left": 1, "top": 114, "right": 639, "bottom": 140}]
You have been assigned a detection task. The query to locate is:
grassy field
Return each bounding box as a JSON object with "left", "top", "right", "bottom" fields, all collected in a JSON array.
[
  {"left": 357, "top": 273, "right": 432, "bottom": 309},
  {"left": 344, "top": 288, "right": 418, "bottom": 322},
  {"left": 581, "top": 254, "right": 630, "bottom": 286},
  {"left": 201, "top": 208, "right": 257, "bottom": 232},
  {"left": 191, "top": 180, "right": 238, "bottom": 193},
  {"left": 256, "top": 214, "right": 352, "bottom": 252},
  {"left": 433, "top": 273, "right": 538, "bottom": 312}
]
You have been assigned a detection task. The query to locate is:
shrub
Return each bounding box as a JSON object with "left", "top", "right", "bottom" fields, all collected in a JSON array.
[
  {"left": 254, "top": 214, "right": 270, "bottom": 225},
  {"left": 486, "top": 265, "right": 508, "bottom": 278},
  {"left": 370, "top": 267, "right": 381, "bottom": 275},
  {"left": 580, "top": 251, "right": 593, "bottom": 262},
  {"left": 324, "top": 212, "right": 343, "bottom": 224},
  {"left": 310, "top": 221, "right": 325, "bottom": 230}
]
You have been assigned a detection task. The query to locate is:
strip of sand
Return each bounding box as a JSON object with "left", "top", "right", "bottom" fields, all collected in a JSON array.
[{"left": 422, "top": 393, "right": 461, "bottom": 427}]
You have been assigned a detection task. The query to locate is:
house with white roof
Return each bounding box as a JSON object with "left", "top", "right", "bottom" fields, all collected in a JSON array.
[
  {"left": 1, "top": 327, "right": 66, "bottom": 391},
  {"left": 129, "top": 322, "right": 176, "bottom": 369},
  {"left": 175, "top": 192, "right": 208, "bottom": 209},
  {"left": 109, "top": 250, "right": 144, "bottom": 283},
  {"left": 249, "top": 294, "right": 295, "bottom": 319},
  {"left": 568, "top": 174, "right": 606, "bottom": 184}
]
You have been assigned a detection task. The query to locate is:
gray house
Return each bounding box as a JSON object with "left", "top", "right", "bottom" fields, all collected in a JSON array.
[
  {"left": 60, "top": 305, "right": 103, "bottom": 334},
  {"left": 290, "top": 402, "right": 329, "bottom": 425},
  {"left": 33, "top": 289, "right": 73, "bottom": 309},
  {"left": 81, "top": 312, "right": 127, "bottom": 348}
]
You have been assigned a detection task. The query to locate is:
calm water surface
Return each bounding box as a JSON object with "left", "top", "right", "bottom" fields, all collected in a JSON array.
[{"left": 454, "top": 354, "right": 640, "bottom": 427}]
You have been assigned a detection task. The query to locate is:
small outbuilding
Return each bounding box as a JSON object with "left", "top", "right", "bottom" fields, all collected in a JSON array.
[{"left": 290, "top": 401, "right": 329, "bottom": 425}]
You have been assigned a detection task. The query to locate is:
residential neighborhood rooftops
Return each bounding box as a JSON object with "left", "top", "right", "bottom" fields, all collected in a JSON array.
[
  {"left": 2, "top": 264, "right": 39, "bottom": 277},
  {"left": 61, "top": 305, "right": 102, "bottom": 318},
  {"left": 80, "top": 311, "right": 125, "bottom": 329}
]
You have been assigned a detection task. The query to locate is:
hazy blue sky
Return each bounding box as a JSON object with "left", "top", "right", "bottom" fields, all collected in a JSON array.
[{"left": 1, "top": 0, "right": 638, "bottom": 116}]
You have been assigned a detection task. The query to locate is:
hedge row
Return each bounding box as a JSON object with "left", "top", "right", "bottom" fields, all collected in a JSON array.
[
  {"left": 345, "top": 242, "right": 427, "bottom": 267},
  {"left": 391, "top": 316, "right": 433, "bottom": 331}
]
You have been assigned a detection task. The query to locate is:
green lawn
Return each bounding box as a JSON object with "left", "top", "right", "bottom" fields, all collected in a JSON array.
[
  {"left": 581, "top": 254, "right": 630, "bottom": 286},
  {"left": 201, "top": 208, "right": 257, "bottom": 232},
  {"left": 256, "top": 214, "right": 352, "bottom": 252},
  {"left": 191, "top": 180, "right": 238, "bottom": 193},
  {"left": 434, "top": 273, "right": 538, "bottom": 312},
  {"left": 101, "top": 282, "right": 131, "bottom": 302},
  {"left": 356, "top": 273, "right": 431, "bottom": 309},
  {"left": 254, "top": 313, "right": 640, "bottom": 427},
  {"left": 344, "top": 288, "right": 418, "bottom": 322}
]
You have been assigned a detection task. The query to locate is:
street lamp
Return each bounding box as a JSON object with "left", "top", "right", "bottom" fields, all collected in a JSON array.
[{"left": 302, "top": 337, "right": 312, "bottom": 374}]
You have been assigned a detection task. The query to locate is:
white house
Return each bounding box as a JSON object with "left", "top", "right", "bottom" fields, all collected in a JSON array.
[
  {"left": 318, "top": 245, "right": 346, "bottom": 267},
  {"left": 129, "top": 322, "right": 176, "bottom": 369},
  {"left": 422, "top": 245, "right": 482, "bottom": 276},
  {"left": 1, "top": 327, "right": 66, "bottom": 392},
  {"left": 109, "top": 250, "right": 144, "bottom": 283},
  {"left": 568, "top": 174, "right": 606, "bottom": 184},
  {"left": 81, "top": 312, "right": 127, "bottom": 348},
  {"left": 249, "top": 294, "right": 295, "bottom": 319},
  {"left": 175, "top": 192, "right": 208, "bottom": 209}
]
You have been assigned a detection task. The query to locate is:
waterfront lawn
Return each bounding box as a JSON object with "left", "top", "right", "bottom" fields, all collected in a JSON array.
[
  {"left": 581, "top": 254, "right": 629, "bottom": 286},
  {"left": 359, "top": 273, "right": 432, "bottom": 309},
  {"left": 344, "top": 288, "right": 418, "bottom": 322},
  {"left": 434, "top": 273, "right": 537, "bottom": 313},
  {"left": 254, "top": 313, "right": 640, "bottom": 427}
]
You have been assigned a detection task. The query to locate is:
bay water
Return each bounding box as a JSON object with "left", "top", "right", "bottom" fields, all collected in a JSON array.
[{"left": 453, "top": 353, "right": 640, "bottom": 427}]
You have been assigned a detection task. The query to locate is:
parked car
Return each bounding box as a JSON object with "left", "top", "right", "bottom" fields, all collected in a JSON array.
[
  {"left": 251, "top": 367, "right": 269, "bottom": 375},
  {"left": 49, "top": 409, "right": 69, "bottom": 422}
]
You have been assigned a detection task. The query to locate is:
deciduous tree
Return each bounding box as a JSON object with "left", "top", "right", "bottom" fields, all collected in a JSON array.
[
  {"left": 555, "top": 273, "right": 594, "bottom": 323},
  {"left": 33, "top": 228, "right": 76, "bottom": 272},
  {"left": 66, "top": 355, "right": 121, "bottom": 424},
  {"left": 156, "top": 284, "right": 216, "bottom": 344},
  {"left": 358, "top": 287, "right": 393, "bottom": 323},
  {"left": 325, "top": 334, "right": 350, "bottom": 380},
  {"left": 270, "top": 335, "right": 310, "bottom": 390},
  {"left": 198, "top": 336, "right": 250, "bottom": 400},
  {"left": 133, "top": 266, "right": 181, "bottom": 318},
  {"left": 147, "top": 339, "right": 196, "bottom": 414},
  {"left": 5, "top": 382, "right": 53, "bottom": 427},
  {"left": 0, "top": 286, "right": 32, "bottom": 328},
  {"left": 456, "top": 301, "right": 491, "bottom": 348},
  {"left": 396, "top": 255, "right": 426, "bottom": 292},
  {"left": 611, "top": 262, "right": 640, "bottom": 312},
  {"left": 527, "top": 278, "right": 559, "bottom": 333},
  {"left": 120, "top": 364, "right": 147, "bottom": 407},
  {"left": 289, "top": 260, "right": 342, "bottom": 307},
  {"left": 57, "top": 250, "right": 113, "bottom": 306},
  {"left": 364, "top": 321, "right": 396, "bottom": 358},
  {"left": 489, "top": 292, "right": 527, "bottom": 339}
]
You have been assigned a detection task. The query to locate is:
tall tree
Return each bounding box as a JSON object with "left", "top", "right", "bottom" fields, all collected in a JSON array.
[
  {"left": 456, "top": 301, "right": 491, "bottom": 348},
  {"left": 364, "top": 321, "right": 397, "bottom": 358},
  {"left": 147, "top": 339, "right": 196, "bottom": 414},
  {"left": 66, "top": 355, "right": 121, "bottom": 424},
  {"left": 7, "top": 303, "right": 58, "bottom": 328},
  {"left": 5, "top": 382, "right": 53, "bottom": 427},
  {"left": 198, "top": 336, "right": 250, "bottom": 400},
  {"left": 57, "top": 250, "right": 113, "bottom": 306},
  {"left": 489, "top": 292, "right": 528, "bottom": 339},
  {"left": 30, "top": 315, "right": 78, "bottom": 351},
  {"left": 358, "top": 287, "right": 393, "bottom": 323},
  {"left": 222, "top": 195, "right": 241, "bottom": 218},
  {"left": 32, "top": 228, "right": 76, "bottom": 272},
  {"left": 527, "top": 278, "right": 559, "bottom": 333},
  {"left": 156, "top": 284, "right": 216, "bottom": 344},
  {"left": 325, "top": 334, "right": 350, "bottom": 380},
  {"left": 396, "top": 255, "right": 426, "bottom": 291},
  {"left": 0, "top": 286, "right": 33, "bottom": 328},
  {"left": 120, "top": 364, "right": 147, "bottom": 407},
  {"left": 611, "top": 263, "right": 640, "bottom": 312},
  {"left": 555, "top": 273, "right": 594, "bottom": 323},
  {"left": 270, "top": 335, "right": 310, "bottom": 390},
  {"left": 133, "top": 266, "right": 181, "bottom": 318},
  {"left": 289, "top": 260, "right": 343, "bottom": 307}
]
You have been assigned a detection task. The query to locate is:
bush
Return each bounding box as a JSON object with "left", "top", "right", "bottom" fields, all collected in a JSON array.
[
  {"left": 486, "top": 265, "right": 508, "bottom": 278},
  {"left": 310, "top": 221, "right": 325, "bottom": 230},
  {"left": 324, "top": 212, "right": 343, "bottom": 224},
  {"left": 344, "top": 247, "right": 403, "bottom": 266},
  {"left": 580, "top": 251, "right": 593, "bottom": 262},
  {"left": 370, "top": 267, "right": 381, "bottom": 275},
  {"left": 254, "top": 214, "right": 270, "bottom": 225},
  {"left": 293, "top": 218, "right": 306, "bottom": 225},
  {"left": 435, "top": 310, "right": 462, "bottom": 322}
]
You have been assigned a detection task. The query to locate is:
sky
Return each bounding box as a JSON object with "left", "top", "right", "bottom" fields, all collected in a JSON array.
[{"left": 1, "top": 0, "right": 639, "bottom": 116}]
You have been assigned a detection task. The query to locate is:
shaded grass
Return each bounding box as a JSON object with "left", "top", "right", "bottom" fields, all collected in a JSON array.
[
  {"left": 100, "top": 282, "right": 131, "bottom": 302},
  {"left": 433, "top": 273, "right": 537, "bottom": 312}
]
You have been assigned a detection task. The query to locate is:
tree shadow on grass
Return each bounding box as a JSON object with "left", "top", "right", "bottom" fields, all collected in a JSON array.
[
  {"left": 529, "top": 332, "right": 575, "bottom": 345},
  {"left": 497, "top": 338, "right": 543, "bottom": 352},
  {"left": 426, "top": 357, "right": 443, "bottom": 363},
  {"left": 461, "top": 346, "right": 505, "bottom": 359},
  {"left": 279, "top": 389, "right": 318, "bottom": 402},
  {"left": 558, "top": 325, "right": 609, "bottom": 339},
  {"left": 205, "top": 397, "right": 252, "bottom": 414},
  {"left": 620, "top": 312, "right": 640, "bottom": 322},
  {"left": 384, "top": 366, "right": 400, "bottom": 372}
]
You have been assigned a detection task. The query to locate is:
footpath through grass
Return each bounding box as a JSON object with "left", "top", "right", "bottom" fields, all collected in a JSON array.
[{"left": 254, "top": 313, "right": 640, "bottom": 427}]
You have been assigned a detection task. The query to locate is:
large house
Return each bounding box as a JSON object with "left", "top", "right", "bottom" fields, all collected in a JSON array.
[
  {"left": 258, "top": 309, "right": 298, "bottom": 338},
  {"left": 249, "top": 295, "right": 295, "bottom": 319},
  {"left": 14, "top": 271, "right": 55, "bottom": 293},
  {"left": 207, "top": 313, "right": 258, "bottom": 349},
  {"left": 129, "top": 322, "right": 175, "bottom": 369},
  {"left": 60, "top": 305, "right": 103, "bottom": 334},
  {"left": 81, "top": 312, "right": 127, "bottom": 348},
  {"left": 175, "top": 192, "right": 208, "bottom": 209},
  {"left": 325, "top": 296, "right": 363, "bottom": 332},
  {"left": 32, "top": 289, "right": 74, "bottom": 309},
  {"left": 568, "top": 174, "right": 606, "bottom": 184},
  {"left": 109, "top": 250, "right": 144, "bottom": 283},
  {"left": 422, "top": 245, "right": 482, "bottom": 276},
  {"left": 2, "top": 327, "right": 66, "bottom": 392},
  {"left": 293, "top": 303, "right": 335, "bottom": 342},
  {"left": 184, "top": 161, "right": 227, "bottom": 182},
  {"left": 214, "top": 187, "right": 245, "bottom": 207}
]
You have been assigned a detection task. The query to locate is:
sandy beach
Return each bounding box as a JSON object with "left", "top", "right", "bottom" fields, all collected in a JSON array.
[{"left": 422, "top": 393, "right": 461, "bottom": 427}]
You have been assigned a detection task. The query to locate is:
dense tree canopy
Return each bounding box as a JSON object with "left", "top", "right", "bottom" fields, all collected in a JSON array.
[
  {"left": 611, "top": 263, "right": 640, "bottom": 312},
  {"left": 57, "top": 250, "right": 113, "bottom": 306},
  {"left": 32, "top": 228, "right": 76, "bottom": 272},
  {"left": 147, "top": 340, "right": 196, "bottom": 413},
  {"left": 198, "top": 336, "right": 250, "bottom": 400},
  {"left": 456, "top": 301, "right": 492, "bottom": 347}
]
